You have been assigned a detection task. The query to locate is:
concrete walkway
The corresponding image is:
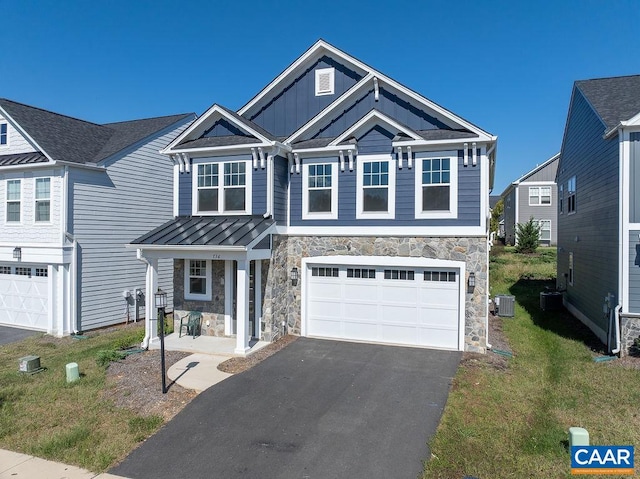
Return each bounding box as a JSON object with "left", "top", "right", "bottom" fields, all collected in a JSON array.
[{"left": 166, "top": 352, "right": 233, "bottom": 392}]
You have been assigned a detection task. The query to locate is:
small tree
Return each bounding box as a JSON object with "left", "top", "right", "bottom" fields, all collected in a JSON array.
[
  {"left": 515, "top": 217, "right": 540, "bottom": 253},
  {"left": 490, "top": 199, "right": 504, "bottom": 236}
]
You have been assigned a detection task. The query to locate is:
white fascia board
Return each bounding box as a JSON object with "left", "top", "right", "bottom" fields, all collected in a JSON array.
[
  {"left": 0, "top": 105, "right": 54, "bottom": 162},
  {"left": 276, "top": 225, "right": 487, "bottom": 237},
  {"left": 391, "top": 138, "right": 483, "bottom": 149},
  {"left": 292, "top": 145, "right": 357, "bottom": 155},
  {"left": 329, "top": 110, "right": 421, "bottom": 146},
  {"left": 286, "top": 74, "right": 374, "bottom": 144},
  {"left": 513, "top": 153, "right": 561, "bottom": 184},
  {"left": 161, "top": 105, "right": 272, "bottom": 155},
  {"left": 168, "top": 143, "right": 272, "bottom": 157},
  {"left": 239, "top": 40, "right": 372, "bottom": 116},
  {"left": 0, "top": 160, "right": 104, "bottom": 173}
]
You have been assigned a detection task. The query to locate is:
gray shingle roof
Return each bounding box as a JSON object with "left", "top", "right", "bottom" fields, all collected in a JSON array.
[
  {"left": 0, "top": 152, "right": 49, "bottom": 167},
  {"left": 131, "top": 215, "right": 275, "bottom": 247},
  {"left": 0, "top": 98, "right": 193, "bottom": 165},
  {"left": 576, "top": 75, "right": 640, "bottom": 130}
]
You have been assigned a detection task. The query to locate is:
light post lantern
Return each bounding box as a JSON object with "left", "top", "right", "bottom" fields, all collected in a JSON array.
[{"left": 154, "top": 288, "right": 168, "bottom": 394}]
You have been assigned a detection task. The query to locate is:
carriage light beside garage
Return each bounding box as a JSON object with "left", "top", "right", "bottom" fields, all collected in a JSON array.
[
  {"left": 468, "top": 272, "right": 475, "bottom": 291},
  {"left": 13, "top": 247, "right": 21, "bottom": 261},
  {"left": 291, "top": 267, "right": 299, "bottom": 286}
]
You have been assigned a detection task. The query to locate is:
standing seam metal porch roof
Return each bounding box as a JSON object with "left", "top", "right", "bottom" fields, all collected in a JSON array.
[{"left": 131, "top": 215, "right": 275, "bottom": 248}]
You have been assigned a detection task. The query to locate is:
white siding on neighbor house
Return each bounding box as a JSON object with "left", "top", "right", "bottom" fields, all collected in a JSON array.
[
  {"left": 0, "top": 114, "right": 39, "bottom": 155},
  {"left": 0, "top": 168, "right": 63, "bottom": 244},
  {"left": 70, "top": 120, "right": 190, "bottom": 331}
]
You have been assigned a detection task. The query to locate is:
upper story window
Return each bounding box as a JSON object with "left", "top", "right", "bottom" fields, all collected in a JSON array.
[
  {"left": 6, "top": 179, "right": 21, "bottom": 222},
  {"left": 415, "top": 151, "right": 458, "bottom": 219},
  {"left": 567, "top": 176, "right": 576, "bottom": 214},
  {"left": 35, "top": 178, "right": 51, "bottom": 222},
  {"left": 302, "top": 162, "right": 338, "bottom": 219},
  {"left": 529, "top": 186, "right": 551, "bottom": 206},
  {"left": 356, "top": 155, "right": 396, "bottom": 219},
  {"left": 315, "top": 68, "right": 335, "bottom": 96},
  {"left": 559, "top": 184, "right": 564, "bottom": 214},
  {"left": 194, "top": 160, "right": 251, "bottom": 215},
  {"left": 0, "top": 123, "right": 7, "bottom": 146},
  {"left": 184, "top": 259, "right": 212, "bottom": 301}
]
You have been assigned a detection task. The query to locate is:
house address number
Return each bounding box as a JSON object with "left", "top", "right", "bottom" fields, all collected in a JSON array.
[{"left": 212, "top": 254, "right": 221, "bottom": 259}]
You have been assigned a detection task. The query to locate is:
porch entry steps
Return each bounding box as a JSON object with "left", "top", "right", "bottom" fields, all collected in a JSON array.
[{"left": 149, "top": 332, "right": 270, "bottom": 357}]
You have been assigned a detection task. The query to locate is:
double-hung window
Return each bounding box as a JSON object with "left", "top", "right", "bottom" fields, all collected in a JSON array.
[
  {"left": 535, "top": 219, "right": 551, "bottom": 241},
  {"left": 529, "top": 186, "right": 551, "bottom": 206},
  {"left": 6, "top": 179, "right": 20, "bottom": 222},
  {"left": 0, "top": 123, "right": 7, "bottom": 146},
  {"left": 356, "top": 155, "right": 395, "bottom": 219},
  {"left": 194, "top": 160, "right": 251, "bottom": 214},
  {"left": 415, "top": 151, "right": 457, "bottom": 218},
  {"left": 35, "top": 178, "right": 51, "bottom": 222},
  {"left": 567, "top": 176, "right": 576, "bottom": 213},
  {"left": 184, "top": 259, "right": 212, "bottom": 301},
  {"left": 303, "top": 162, "right": 337, "bottom": 219}
]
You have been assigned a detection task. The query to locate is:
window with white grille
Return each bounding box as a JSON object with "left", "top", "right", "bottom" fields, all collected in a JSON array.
[{"left": 315, "top": 68, "right": 335, "bottom": 96}]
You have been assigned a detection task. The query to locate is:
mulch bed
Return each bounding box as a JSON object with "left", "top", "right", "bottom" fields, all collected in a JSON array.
[{"left": 218, "top": 335, "right": 298, "bottom": 374}]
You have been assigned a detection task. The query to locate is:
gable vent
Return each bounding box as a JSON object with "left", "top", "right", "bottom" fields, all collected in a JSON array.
[{"left": 315, "top": 67, "right": 335, "bottom": 96}]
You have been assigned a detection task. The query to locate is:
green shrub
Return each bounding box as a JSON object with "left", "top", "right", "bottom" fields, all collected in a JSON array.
[
  {"left": 515, "top": 217, "right": 540, "bottom": 254},
  {"left": 111, "top": 328, "right": 145, "bottom": 351},
  {"left": 96, "top": 350, "right": 126, "bottom": 368}
]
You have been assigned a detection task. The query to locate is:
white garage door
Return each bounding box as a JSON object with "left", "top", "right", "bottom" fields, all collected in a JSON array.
[
  {"left": 305, "top": 264, "right": 461, "bottom": 350},
  {"left": 0, "top": 265, "right": 49, "bottom": 331}
]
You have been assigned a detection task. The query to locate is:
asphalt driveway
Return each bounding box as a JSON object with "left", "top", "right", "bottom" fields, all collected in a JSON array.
[
  {"left": 0, "top": 325, "right": 38, "bottom": 346},
  {"left": 111, "top": 338, "right": 461, "bottom": 479}
]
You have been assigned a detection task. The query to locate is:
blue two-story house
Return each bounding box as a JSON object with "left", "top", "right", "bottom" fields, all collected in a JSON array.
[{"left": 131, "top": 40, "right": 498, "bottom": 355}]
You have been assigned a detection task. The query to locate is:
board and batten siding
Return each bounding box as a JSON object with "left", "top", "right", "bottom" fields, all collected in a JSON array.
[
  {"left": 630, "top": 133, "right": 640, "bottom": 223},
  {"left": 557, "top": 87, "right": 619, "bottom": 336},
  {"left": 0, "top": 168, "right": 63, "bottom": 244},
  {"left": 502, "top": 187, "right": 516, "bottom": 245},
  {"left": 517, "top": 182, "right": 558, "bottom": 245},
  {"left": 0, "top": 114, "right": 37, "bottom": 155},
  {"left": 69, "top": 118, "right": 191, "bottom": 331},
  {"left": 273, "top": 155, "right": 288, "bottom": 222},
  {"left": 289, "top": 151, "right": 481, "bottom": 227},
  {"left": 244, "top": 56, "right": 363, "bottom": 137},
  {"left": 628, "top": 230, "right": 640, "bottom": 313}
]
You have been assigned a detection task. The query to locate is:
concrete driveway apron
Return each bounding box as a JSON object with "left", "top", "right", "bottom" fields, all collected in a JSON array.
[{"left": 111, "top": 338, "right": 461, "bottom": 479}]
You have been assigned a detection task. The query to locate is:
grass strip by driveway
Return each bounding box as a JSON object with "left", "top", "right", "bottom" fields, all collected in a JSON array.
[
  {"left": 0, "top": 324, "right": 160, "bottom": 472},
  {"left": 423, "top": 246, "right": 640, "bottom": 478}
]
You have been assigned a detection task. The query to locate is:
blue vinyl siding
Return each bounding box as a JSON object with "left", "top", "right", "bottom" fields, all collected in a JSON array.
[
  {"left": 273, "top": 156, "right": 288, "bottom": 222},
  {"left": 629, "top": 230, "right": 640, "bottom": 313},
  {"left": 357, "top": 126, "right": 394, "bottom": 154},
  {"left": 557, "top": 87, "right": 619, "bottom": 335},
  {"left": 630, "top": 133, "right": 640, "bottom": 222},
  {"left": 203, "top": 118, "right": 250, "bottom": 138},
  {"left": 289, "top": 151, "right": 481, "bottom": 226},
  {"left": 252, "top": 164, "right": 267, "bottom": 215},
  {"left": 178, "top": 172, "right": 192, "bottom": 216},
  {"left": 245, "top": 56, "right": 362, "bottom": 137},
  {"left": 302, "top": 87, "right": 450, "bottom": 141}
]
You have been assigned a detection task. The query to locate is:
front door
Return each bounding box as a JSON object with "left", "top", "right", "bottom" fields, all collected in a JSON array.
[{"left": 232, "top": 261, "right": 255, "bottom": 338}]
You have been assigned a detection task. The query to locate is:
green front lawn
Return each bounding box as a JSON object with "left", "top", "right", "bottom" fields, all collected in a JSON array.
[{"left": 423, "top": 246, "right": 640, "bottom": 478}]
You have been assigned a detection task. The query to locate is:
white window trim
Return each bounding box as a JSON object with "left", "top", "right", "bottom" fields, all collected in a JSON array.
[
  {"left": 0, "top": 122, "right": 8, "bottom": 148},
  {"left": 191, "top": 158, "right": 253, "bottom": 215},
  {"left": 528, "top": 186, "right": 552, "bottom": 206},
  {"left": 356, "top": 154, "right": 396, "bottom": 220},
  {"left": 315, "top": 67, "right": 335, "bottom": 96},
  {"left": 414, "top": 150, "right": 458, "bottom": 219},
  {"left": 184, "top": 259, "right": 212, "bottom": 301},
  {"left": 6, "top": 179, "right": 21, "bottom": 224},
  {"left": 34, "top": 177, "right": 51, "bottom": 224},
  {"left": 535, "top": 219, "right": 551, "bottom": 241},
  {"left": 567, "top": 176, "right": 577, "bottom": 215},
  {"left": 302, "top": 160, "right": 338, "bottom": 220}
]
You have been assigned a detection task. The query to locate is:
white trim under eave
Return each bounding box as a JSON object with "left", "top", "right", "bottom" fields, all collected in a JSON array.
[
  {"left": 0, "top": 160, "right": 105, "bottom": 173},
  {"left": 392, "top": 138, "right": 485, "bottom": 149},
  {"left": 329, "top": 110, "right": 422, "bottom": 146},
  {"left": 291, "top": 145, "right": 357, "bottom": 155},
  {"left": 276, "top": 225, "right": 487, "bottom": 237},
  {"left": 165, "top": 143, "right": 273, "bottom": 157}
]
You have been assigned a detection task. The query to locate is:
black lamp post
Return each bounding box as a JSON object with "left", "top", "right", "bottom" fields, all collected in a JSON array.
[{"left": 154, "top": 288, "right": 168, "bottom": 394}]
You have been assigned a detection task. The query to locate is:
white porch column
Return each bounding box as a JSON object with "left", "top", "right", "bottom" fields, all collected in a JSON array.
[
  {"left": 235, "top": 259, "right": 250, "bottom": 355},
  {"left": 145, "top": 258, "right": 159, "bottom": 347},
  {"left": 254, "top": 260, "right": 262, "bottom": 339},
  {"left": 224, "top": 260, "right": 233, "bottom": 336}
]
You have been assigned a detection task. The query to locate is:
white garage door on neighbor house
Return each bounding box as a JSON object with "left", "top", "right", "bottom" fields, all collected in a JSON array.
[
  {"left": 302, "top": 256, "right": 465, "bottom": 351},
  {"left": 0, "top": 265, "right": 49, "bottom": 330}
]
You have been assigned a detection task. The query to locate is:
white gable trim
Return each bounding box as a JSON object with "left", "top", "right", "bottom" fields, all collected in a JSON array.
[
  {"left": 511, "top": 153, "right": 560, "bottom": 185},
  {"left": 0, "top": 106, "right": 54, "bottom": 162},
  {"left": 238, "top": 40, "right": 371, "bottom": 116},
  {"left": 329, "top": 110, "right": 421, "bottom": 146},
  {"left": 161, "top": 105, "right": 272, "bottom": 154}
]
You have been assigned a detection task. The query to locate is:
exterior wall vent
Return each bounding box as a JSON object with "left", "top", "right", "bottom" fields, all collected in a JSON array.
[{"left": 315, "top": 68, "right": 335, "bottom": 96}]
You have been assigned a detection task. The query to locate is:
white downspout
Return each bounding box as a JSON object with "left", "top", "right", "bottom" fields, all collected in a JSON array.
[{"left": 612, "top": 305, "right": 622, "bottom": 355}]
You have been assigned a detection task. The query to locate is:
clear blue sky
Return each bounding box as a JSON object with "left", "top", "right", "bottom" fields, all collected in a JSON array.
[{"left": 2, "top": 0, "right": 638, "bottom": 194}]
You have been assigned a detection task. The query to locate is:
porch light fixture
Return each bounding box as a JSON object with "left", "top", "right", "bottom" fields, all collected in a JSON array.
[
  {"left": 13, "top": 247, "right": 21, "bottom": 261},
  {"left": 290, "top": 267, "right": 299, "bottom": 286},
  {"left": 154, "top": 288, "right": 168, "bottom": 394},
  {"left": 468, "top": 272, "right": 476, "bottom": 289}
]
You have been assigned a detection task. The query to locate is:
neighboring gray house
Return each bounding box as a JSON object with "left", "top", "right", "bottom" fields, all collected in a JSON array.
[
  {"left": 131, "top": 40, "right": 498, "bottom": 356},
  {"left": 0, "top": 99, "right": 195, "bottom": 336},
  {"left": 557, "top": 74, "right": 640, "bottom": 356},
  {"left": 501, "top": 153, "right": 559, "bottom": 246}
]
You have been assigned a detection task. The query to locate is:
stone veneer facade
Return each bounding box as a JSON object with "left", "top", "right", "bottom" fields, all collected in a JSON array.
[
  {"left": 171, "top": 236, "right": 488, "bottom": 353},
  {"left": 620, "top": 316, "right": 640, "bottom": 356}
]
